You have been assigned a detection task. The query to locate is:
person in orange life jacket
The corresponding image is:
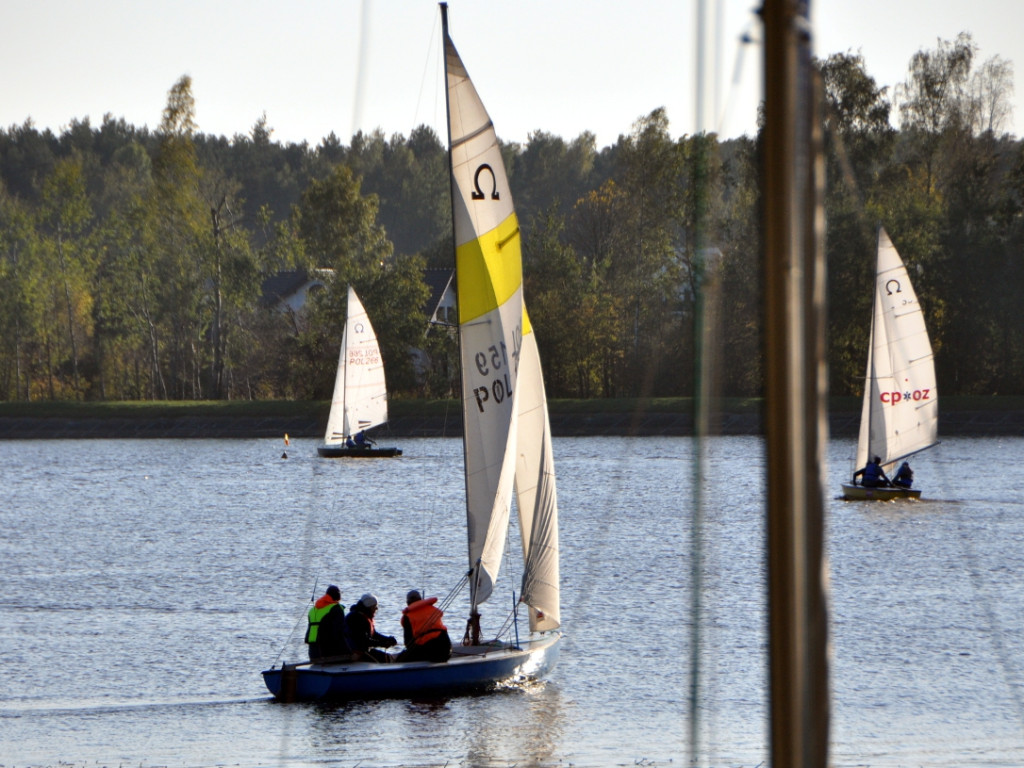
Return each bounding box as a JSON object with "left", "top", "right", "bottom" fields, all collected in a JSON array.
[
  {"left": 344, "top": 593, "right": 397, "bottom": 663},
  {"left": 853, "top": 455, "right": 891, "bottom": 488},
  {"left": 397, "top": 589, "right": 452, "bottom": 663},
  {"left": 305, "top": 585, "right": 349, "bottom": 662}
]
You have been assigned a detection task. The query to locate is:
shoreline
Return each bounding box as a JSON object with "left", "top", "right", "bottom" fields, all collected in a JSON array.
[{"left": 0, "top": 409, "right": 1021, "bottom": 439}]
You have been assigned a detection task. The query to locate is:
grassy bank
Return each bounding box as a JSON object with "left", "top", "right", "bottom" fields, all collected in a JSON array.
[
  {"left": 0, "top": 396, "right": 728, "bottom": 420},
  {"left": 0, "top": 394, "right": 1021, "bottom": 419}
]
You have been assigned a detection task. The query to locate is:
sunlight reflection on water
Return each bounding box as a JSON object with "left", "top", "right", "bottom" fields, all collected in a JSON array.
[{"left": 1, "top": 436, "right": 1022, "bottom": 766}]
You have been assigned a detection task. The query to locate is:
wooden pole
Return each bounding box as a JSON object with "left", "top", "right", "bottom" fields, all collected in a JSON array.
[{"left": 761, "top": 0, "right": 831, "bottom": 766}]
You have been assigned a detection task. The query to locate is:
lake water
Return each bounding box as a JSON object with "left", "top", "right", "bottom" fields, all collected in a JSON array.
[{"left": 1, "top": 435, "right": 1023, "bottom": 767}]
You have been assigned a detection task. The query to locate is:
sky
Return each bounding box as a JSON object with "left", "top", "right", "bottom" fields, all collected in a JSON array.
[{"left": 2, "top": 0, "right": 1022, "bottom": 151}]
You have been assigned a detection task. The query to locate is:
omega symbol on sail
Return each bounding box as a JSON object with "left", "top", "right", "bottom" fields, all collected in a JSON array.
[{"left": 471, "top": 164, "right": 500, "bottom": 200}]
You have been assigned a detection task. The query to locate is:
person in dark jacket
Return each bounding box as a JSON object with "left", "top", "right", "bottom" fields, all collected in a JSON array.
[
  {"left": 397, "top": 589, "right": 452, "bottom": 663},
  {"left": 305, "top": 585, "right": 349, "bottom": 662},
  {"left": 892, "top": 461, "right": 914, "bottom": 488},
  {"left": 344, "top": 593, "right": 397, "bottom": 662},
  {"left": 853, "top": 455, "right": 891, "bottom": 488}
]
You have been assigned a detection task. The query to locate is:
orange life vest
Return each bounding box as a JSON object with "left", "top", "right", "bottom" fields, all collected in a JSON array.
[{"left": 403, "top": 597, "right": 447, "bottom": 645}]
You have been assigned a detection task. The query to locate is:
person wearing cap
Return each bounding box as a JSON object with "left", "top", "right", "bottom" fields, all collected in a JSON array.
[
  {"left": 397, "top": 589, "right": 452, "bottom": 663},
  {"left": 344, "top": 593, "right": 398, "bottom": 663},
  {"left": 305, "top": 585, "right": 349, "bottom": 662}
]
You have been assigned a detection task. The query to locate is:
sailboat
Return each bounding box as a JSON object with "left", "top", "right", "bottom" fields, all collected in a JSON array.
[
  {"left": 262, "top": 3, "right": 561, "bottom": 700},
  {"left": 841, "top": 227, "right": 938, "bottom": 500},
  {"left": 316, "top": 285, "right": 402, "bottom": 458}
]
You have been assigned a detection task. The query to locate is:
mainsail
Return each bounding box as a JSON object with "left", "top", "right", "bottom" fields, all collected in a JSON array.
[
  {"left": 443, "top": 10, "right": 558, "bottom": 630},
  {"left": 856, "top": 227, "right": 939, "bottom": 470},
  {"left": 323, "top": 286, "right": 388, "bottom": 445}
]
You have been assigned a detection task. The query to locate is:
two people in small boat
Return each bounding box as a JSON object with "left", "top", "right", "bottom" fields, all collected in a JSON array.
[
  {"left": 344, "top": 431, "right": 375, "bottom": 449},
  {"left": 852, "top": 456, "right": 914, "bottom": 489}
]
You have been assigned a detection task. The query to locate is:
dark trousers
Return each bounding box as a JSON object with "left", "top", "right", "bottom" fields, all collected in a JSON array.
[{"left": 399, "top": 631, "right": 452, "bottom": 663}]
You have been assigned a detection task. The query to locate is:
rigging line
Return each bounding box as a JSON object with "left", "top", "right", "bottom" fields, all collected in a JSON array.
[
  {"left": 439, "top": 570, "right": 470, "bottom": 613},
  {"left": 411, "top": 8, "right": 444, "bottom": 138},
  {"left": 490, "top": 609, "right": 517, "bottom": 643},
  {"left": 442, "top": 395, "right": 455, "bottom": 435},
  {"left": 270, "top": 609, "right": 314, "bottom": 669}
]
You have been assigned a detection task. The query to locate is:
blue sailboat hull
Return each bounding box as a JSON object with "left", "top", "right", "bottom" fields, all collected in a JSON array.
[{"left": 262, "top": 633, "right": 561, "bottom": 701}]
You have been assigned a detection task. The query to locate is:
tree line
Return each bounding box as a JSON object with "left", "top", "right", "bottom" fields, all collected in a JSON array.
[{"left": 1, "top": 32, "right": 1022, "bottom": 403}]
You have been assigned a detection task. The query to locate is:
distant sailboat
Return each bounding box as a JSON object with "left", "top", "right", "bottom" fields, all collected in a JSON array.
[
  {"left": 842, "top": 227, "right": 938, "bottom": 500},
  {"left": 262, "top": 2, "right": 561, "bottom": 700},
  {"left": 317, "top": 285, "right": 401, "bottom": 458}
]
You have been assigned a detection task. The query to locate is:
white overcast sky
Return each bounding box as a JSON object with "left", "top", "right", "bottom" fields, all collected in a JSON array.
[{"left": 1, "top": 0, "right": 1021, "bottom": 149}]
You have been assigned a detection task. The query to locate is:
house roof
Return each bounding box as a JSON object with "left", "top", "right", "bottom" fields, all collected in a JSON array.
[
  {"left": 258, "top": 267, "right": 454, "bottom": 316},
  {"left": 422, "top": 268, "right": 454, "bottom": 315},
  {"left": 259, "top": 270, "right": 318, "bottom": 308}
]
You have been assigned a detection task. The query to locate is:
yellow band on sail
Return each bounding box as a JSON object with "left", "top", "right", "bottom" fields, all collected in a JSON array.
[{"left": 457, "top": 212, "right": 522, "bottom": 323}]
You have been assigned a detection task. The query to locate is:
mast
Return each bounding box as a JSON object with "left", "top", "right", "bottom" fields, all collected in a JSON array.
[
  {"left": 440, "top": 2, "right": 457, "bottom": 264},
  {"left": 868, "top": 233, "right": 880, "bottom": 468},
  {"left": 440, "top": 2, "right": 483, "bottom": 638},
  {"left": 439, "top": 0, "right": 466, "bottom": 557},
  {"left": 342, "top": 286, "right": 350, "bottom": 436}
]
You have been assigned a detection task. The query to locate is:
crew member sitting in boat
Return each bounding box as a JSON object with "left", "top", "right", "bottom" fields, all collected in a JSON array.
[
  {"left": 345, "top": 435, "right": 356, "bottom": 448},
  {"left": 852, "top": 455, "right": 891, "bottom": 488},
  {"left": 892, "top": 461, "right": 914, "bottom": 488},
  {"left": 344, "top": 593, "right": 398, "bottom": 662},
  {"left": 397, "top": 590, "right": 452, "bottom": 664},
  {"left": 305, "top": 585, "right": 350, "bottom": 662},
  {"left": 354, "top": 430, "right": 374, "bottom": 447}
]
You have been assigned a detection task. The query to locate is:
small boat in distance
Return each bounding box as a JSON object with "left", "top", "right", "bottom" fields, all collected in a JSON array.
[
  {"left": 262, "top": 2, "right": 561, "bottom": 701},
  {"left": 317, "top": 285, "right": 401, "bottom": 458},
  {"left": 841, "top": 227, "right": 938, "bottom": 500}
]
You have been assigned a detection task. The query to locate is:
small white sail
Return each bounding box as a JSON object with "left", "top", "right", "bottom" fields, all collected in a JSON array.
[
  {"left": 322, "top": 286, "right": 388, "bottom": 446},
  {"left": 855, "top": 228, "right": 939, "bottom": 471},
  {"left": 444, "top": 22, "right": 525, "bottom": 610}
]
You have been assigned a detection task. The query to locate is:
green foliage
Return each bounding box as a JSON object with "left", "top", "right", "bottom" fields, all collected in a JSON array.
[
  {"left": 37, "top": 156, "right": 96, "bottom": 399},
  {"left": 1, "top": 34, "right": 1023, "bottom": 402}
]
